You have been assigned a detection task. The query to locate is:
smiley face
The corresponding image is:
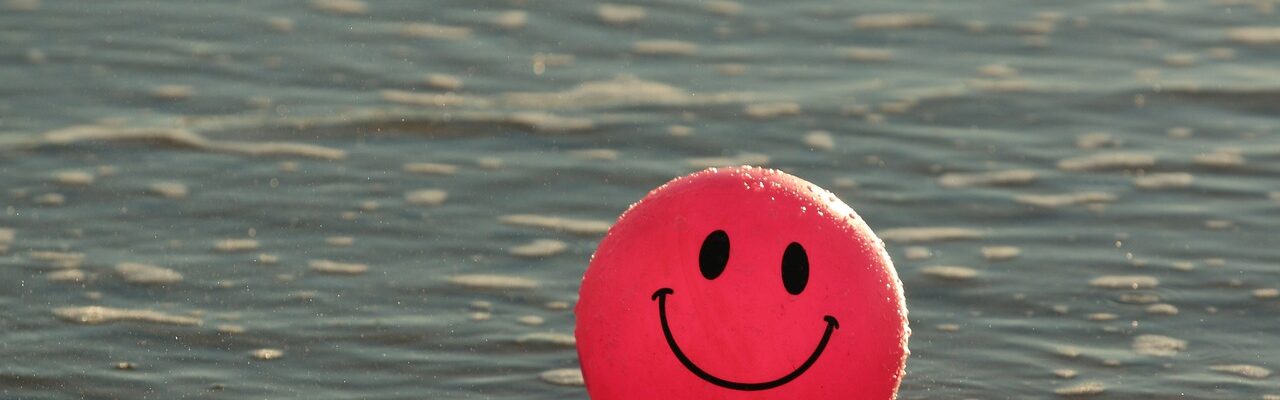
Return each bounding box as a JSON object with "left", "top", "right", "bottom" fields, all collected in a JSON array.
[
  {"left": 576, "top": 167, "right": 909, "bottom": 399},
  {"left": 651, "top": 230, "right": 840, "bottom": 391}
]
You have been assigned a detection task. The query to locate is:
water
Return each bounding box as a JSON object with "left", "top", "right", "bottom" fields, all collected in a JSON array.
[{"left": 2, "top": 0, "right": 1279, "bottom": 398}]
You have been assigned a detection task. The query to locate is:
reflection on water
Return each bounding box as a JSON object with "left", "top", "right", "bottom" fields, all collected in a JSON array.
[{"left": 2, "top": 0, "right": 1279, "bottom": 398}]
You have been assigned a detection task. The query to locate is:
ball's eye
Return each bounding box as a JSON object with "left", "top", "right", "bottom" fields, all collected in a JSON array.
[
  {"left": 699, "top": 230, "right": 730, "bottom": 280},
  {"left": 781, "top": 242, "right": 809, "bottom": 295}
]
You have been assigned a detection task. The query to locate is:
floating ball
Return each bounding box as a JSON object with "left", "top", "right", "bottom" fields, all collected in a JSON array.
[{"left": 576, "top": 166, "right": 909, "bottom": 399}]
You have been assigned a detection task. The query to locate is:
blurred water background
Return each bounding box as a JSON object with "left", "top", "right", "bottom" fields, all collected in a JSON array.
[{"left": 2, "top": 0, "right": 1280, "bottom": 398}]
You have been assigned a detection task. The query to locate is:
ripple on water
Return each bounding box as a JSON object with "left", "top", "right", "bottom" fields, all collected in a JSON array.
[
  {"left": 499, "top": 214, "right": 611, "bottom": 235},
  {"left": 46, "top": 269, "right": 86, "bottom": 283},
  {"left": 597, "top": 4, "right": 645, "bottom": 25},
  {"left": 0, "top": 228, "right": 12, "bottom": 253},
  {"left": 879, "top": 227, "right": 984, "bottom": 243},
  {"left": 448, "top": 274, "right": 539, "bottom": 290},
  {"left": 1134, "top": 173, "right": 1194, "bottom": 189},
  {"left": 1226, "top": 27, "right": 1280, "bottom": 45},
  {"left": 310, "top": 0, "right": 366, "bottom": 15},
  {"left": 54, "top": 306, "right": 200, "bottom": 326},
  {"left": 633, "top": 40, "right": 698, "bottom": 56},
  {"left": 539, "top": 368, "right": 585, "bottom": 386},
  {"left": 509, "top": 239, "right": 568, "bottom": 258},
  {"left": 1054, "top": 381, "right": 1105, "bottom": 396},
  {"left": 214, "top": 239, "right": 259, "bottom": 253},
  {"left": 849, "top": 13, "right": 934, "bottom": 29},
  {"left": 1057, "top": 152, "right": 1156, "bottom": 171},
  {"left": 1209, "top": 364, "right": 1271, "bottom": 379},
  {"left": 148, "top": 182, "right": 189, "bottom": 199},
  {"left": 744, "top": 102, "right": 801, "bottom": 119},
  {"left": 981, "top": 246, "right": 1021, "bottom": 261},
  {"left": 803, "top": 131, "right": 835, "bottom": 151},
  {"left": 1015, "top": 192, "right": 1116, "bottom": 208},
  {"left": 250, "top": 348, "right": 284, "bottom": 361},
  {"left": 1090, "top": 275, "right": 1159, "bottom": 289},
  {"left": 1132, "top": 334, "right": 1186, "bottom": 356},
  {"left": 938, "top": 170, "right": 1037, "bottom": 188},
  {"left": 398, "top": 23, "right": 471, "bottom": 40},
  {"left": 684, "top": 153, "right": 771, "bottom": 169},
  {"left": 405, "top": 189, "right": 448, "bottom": 206},
  {"left": 517, "top": 332, "right": 576, "bottom": 347},
  {"left": 403, "top": 162, "right": 459, "bottom": 175},
  {"left": 53, "top": 170, "right": 94, "bottom": 187},
  {"left": 308, "top": 259, "right": 368, "bottom": 275},
  {"left": 115, "top": 262, "right": 183, "bottom": 285},
  {"left": 921, "top": 265, "right": 978, "bottom": 281}
]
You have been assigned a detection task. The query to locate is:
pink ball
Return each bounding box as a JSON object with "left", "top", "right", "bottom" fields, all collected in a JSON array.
[{"left": 576, "top": 166, "right": 909, "bottom": 399}]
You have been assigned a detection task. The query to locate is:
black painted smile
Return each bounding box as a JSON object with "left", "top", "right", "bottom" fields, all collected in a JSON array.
[{"left": 651, "top": 287, "right": 839, "bottom": 391}]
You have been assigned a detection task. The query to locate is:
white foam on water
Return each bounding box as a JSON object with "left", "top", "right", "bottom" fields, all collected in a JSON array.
[{"left": 403, "top": 162, "right": 458, "bottom": 175}]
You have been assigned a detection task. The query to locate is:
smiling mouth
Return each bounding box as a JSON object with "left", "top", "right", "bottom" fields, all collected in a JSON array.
[{"left": 651, "top": 288, "right": 839, "bottom": 391}]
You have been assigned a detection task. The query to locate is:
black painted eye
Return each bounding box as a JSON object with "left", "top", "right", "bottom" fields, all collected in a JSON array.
[
  {"left": 781, "top": 242, "right": 809, "bottom": 295},
  {"left": 699, "top": 230, "right": 730, "bottom": 280}
]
